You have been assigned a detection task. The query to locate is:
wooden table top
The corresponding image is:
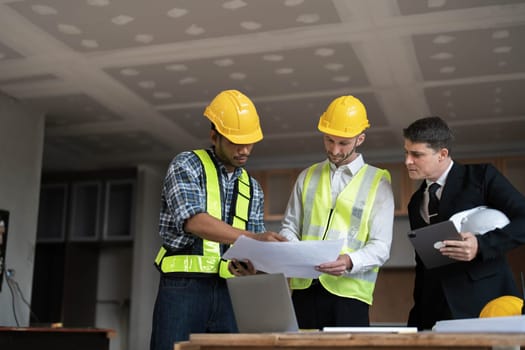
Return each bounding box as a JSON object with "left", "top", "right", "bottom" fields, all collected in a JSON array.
[{"left": 175, "top": 332, "right": 525, "bottom": 349}]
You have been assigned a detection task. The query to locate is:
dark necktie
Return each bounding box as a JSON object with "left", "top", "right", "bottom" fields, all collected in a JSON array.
[{"left": 428, "top": 182, "right": 441, "bottom": 224}]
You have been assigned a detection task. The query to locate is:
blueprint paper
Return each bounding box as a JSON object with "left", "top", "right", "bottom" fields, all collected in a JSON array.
[{"left": 222, "top": 236, "right": 344, "bottom": 278}]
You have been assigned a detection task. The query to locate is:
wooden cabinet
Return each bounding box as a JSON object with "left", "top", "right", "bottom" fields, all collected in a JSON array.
[
  {"left": 250, "top": 169, "right": 300, "bottom": 221},
  {"left": 374, "top": 162, "right": 419, "bottom": 216},
  {"left": 69, "top": 181, "right": 103, "bottom": 242},
  {"left": 36, "top": 173, "right": 135, "bottom": 243},
  {"left": 32, "top": 169, "right": 136, "bottom": 327},
  {"left": 102, "top": 179, "right": 135, "bottom": 241},
  {"left": 36, "top": 184, "right": 68, "bottom": 242},
  {"left": 502, "top": 156, "right": 525, "bottom": 195},
  {"left": 0, "top": 327, "right": 113, "bottom": 350}
]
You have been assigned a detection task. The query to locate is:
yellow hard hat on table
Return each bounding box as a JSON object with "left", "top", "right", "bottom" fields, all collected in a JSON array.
[{"left": 479, "top": 295, "right": 524, "bottom": 318}]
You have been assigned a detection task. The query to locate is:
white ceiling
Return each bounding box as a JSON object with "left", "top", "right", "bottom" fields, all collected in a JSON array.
[{"left": 1, "top": 0, "right": 525, "bottom": 171}]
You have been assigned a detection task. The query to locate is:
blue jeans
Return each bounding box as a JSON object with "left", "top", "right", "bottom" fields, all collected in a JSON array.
[{"left": 150, "top": 275, "right": 237, "bottom": 350}]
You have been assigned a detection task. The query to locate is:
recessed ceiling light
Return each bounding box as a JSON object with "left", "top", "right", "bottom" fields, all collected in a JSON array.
[
  {"left": 166, "top": 64, "right": 188, "bottom": 72},
  {"left": 324, "top": 63, "right": 344, "bottom": 71},
  {"left": 214, "top": 58, "right": 234, "bottom": 67},
  {"left": 222, "top": 0, "right": 247, "bottom": 10},
  {"left": 167, "top": 8, "right": 188, "bottom": 19},
  {"left": 297, "top": 14, "right": 320, "bottom": 24},
  {"left": 86, "top": 0, "right": 109, "bottom": 7},
  {"left": 179, "top": 77, "right": 197, "bottom": 85},
  {"left": 332, "top": 76, "right": 350, "bottom": 83},
  {"left": 186, "top": 24, "right": 205, "bottom": 36},
  {"left": 153, "top": 92, "right": 173, "bottom": 99},
  {"left": 57, "top": 24, "right": 82, "bottom": 35},
  {"left": 430, "top": 52, "right": 453, "bottom": 60},
  {"left": 433, "top": 35, "right": 455, "bottom": 45},
  {"left": 492, "top": 30, "right": 509, "bottom": 40},
  {"left": 138, "top": 81, "right": 156, "bottom": 89},
  {"left": 275, "top": 68, "right": 294, "bottom": 74},
  {"left": 285, "top": 0, "right": 304, "bottom": 7},
  {"left": 230, "top": 72, "right": 247, "bottom": 80},
  {"left": 120, "top": 68, "right": 140, "bottom": 76},
  {"left": 439, "top": 66, "right": 456, "bottom": 74},
  {"left": 31, "top": 5, "right": 57, "bottom": 15},
  {"left": 262, "top": 54, "right": 284, "bottom": 62},
  {"left": 111, "top": 15, "right": 134, "bottom": 26},
  {"left": 493, "top": 46, "right": 512, "bottom": 54},
  {"left": 135, "top": 34, "right": 154, "bottom": 44},
  {"left": 427, "top": 0, "right": 446, "bottom": 9},
  {"left": 241, "top": 21, "right": 262, "bottom": 30},
  {"left": 315, "top": 48, "right": 335, "bottom": 57},
  {"left": 81, "top": 39, "right": 99, "bottom": 49}
]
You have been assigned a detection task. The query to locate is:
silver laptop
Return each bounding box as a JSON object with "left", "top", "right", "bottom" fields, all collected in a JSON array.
[{"left": 226, "top": 273, "right": 299, "bottom": 333}]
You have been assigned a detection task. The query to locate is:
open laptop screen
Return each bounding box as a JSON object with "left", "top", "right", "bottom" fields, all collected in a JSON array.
[{"left": 226, "top": 273, "right": 299, "bottom": 333}]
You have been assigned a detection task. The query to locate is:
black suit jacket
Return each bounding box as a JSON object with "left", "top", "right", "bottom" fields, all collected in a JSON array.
[{"left": 407, "top": 162, "right": 525, "bottom": 330}]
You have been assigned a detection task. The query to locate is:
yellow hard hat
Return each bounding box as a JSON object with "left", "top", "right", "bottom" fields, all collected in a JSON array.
[
  {"left": 318, "top": 95, "right": 370, "bottom": 138},
  {"left": 479, "top": 295, "right": 524, "bottom": 318},
  {"left": 204, "top": 90, "right": 263, "bottom": 144}
]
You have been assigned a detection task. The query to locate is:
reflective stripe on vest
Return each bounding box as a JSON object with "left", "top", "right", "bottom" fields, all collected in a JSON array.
[
  {"left": 290, "top": 162, "right": 390, "bottom": 305},
  {"left": 220, "top": 168, "right": 251, "bottom": 278},
  {"left": 155, "top": 149, "right": 251, "bottom": 278}
]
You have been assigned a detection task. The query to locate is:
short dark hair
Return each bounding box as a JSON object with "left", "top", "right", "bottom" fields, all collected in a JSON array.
[{"left": 403, "top": 116, "right": 454, "bottom": 154}]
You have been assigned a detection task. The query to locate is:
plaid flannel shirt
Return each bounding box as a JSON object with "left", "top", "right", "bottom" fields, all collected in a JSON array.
[{"left": 158, "top": 148, "right": 266, "bottom": 250}]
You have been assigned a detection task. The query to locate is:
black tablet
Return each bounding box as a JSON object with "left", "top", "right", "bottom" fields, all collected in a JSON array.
[{"left": 408, "top": 220, "right": 463, "bottom": 269}]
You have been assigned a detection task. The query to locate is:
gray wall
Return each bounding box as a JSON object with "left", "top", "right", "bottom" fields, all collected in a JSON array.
[
  {"left": 128, "top": 164, "right": 164, "bottom": 350},
  {"left": 90, "top": 164, "right": 165, "bottom": 350},
  {"left": 0, "top": 93, "right": 44, "bottom": 326}
]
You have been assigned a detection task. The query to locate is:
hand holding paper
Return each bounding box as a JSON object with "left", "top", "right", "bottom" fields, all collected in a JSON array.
[{"left": 223, "top": 235, "right": 344, "bottom": 278}]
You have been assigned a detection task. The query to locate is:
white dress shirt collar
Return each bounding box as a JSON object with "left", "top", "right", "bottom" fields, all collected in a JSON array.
[
  {"left": 425, "top": 160, "right": 454, "bottom": 189},
  {"left": 328, "top": 153, "right": 365, "bottom": 176}
]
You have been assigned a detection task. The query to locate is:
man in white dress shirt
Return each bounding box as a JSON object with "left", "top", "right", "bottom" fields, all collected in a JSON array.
[{"left": 279, "top": 95, "right": 394, "bottom": 329}]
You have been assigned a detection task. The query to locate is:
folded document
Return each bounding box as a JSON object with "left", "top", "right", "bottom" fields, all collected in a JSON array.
[{"left": 323, "top": 327, "right": 417, "bottom": 333}]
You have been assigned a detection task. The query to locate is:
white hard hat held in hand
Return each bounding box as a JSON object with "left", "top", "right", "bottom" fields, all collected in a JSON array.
[{"left": 449, "top": 206, "right": 510, "bottom": 235}]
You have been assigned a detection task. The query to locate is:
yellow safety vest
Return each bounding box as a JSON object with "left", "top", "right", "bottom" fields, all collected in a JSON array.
[
  {"left": 290, "top": 162, "right": 390, "bottom": 305},
  {"left": 154, "top": 149, "right": 252, "bottom": 278}
]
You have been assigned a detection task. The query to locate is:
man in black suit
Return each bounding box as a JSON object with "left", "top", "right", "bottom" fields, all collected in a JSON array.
[{"left": 403, "top": 116, "right": 525, "bottom": 330}]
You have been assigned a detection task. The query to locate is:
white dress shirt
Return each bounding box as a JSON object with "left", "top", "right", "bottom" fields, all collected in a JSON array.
[{"left": 280, "top": 154, "right": 394, "bottom": 274}]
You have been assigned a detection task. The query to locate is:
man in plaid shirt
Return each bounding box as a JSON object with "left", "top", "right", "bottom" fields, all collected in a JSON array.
[{"left": 150, "top": 90, "right": 285, "bottom": 350}]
